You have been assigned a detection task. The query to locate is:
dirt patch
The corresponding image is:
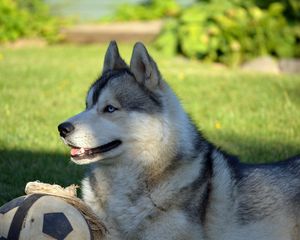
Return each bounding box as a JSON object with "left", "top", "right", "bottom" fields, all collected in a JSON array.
[
  {"left": 1, "top": 38, "right": 47, "bottom": 49},
  {"left": 60, "top": 20, "right": 164, "bottom": 44}
]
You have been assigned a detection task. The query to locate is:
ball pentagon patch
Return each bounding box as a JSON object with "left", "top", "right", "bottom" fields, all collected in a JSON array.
[
  {"left": 43, "top": 212, "right": 73, "bottom": 239},
  {"left": 0, "top": 196, "right": 25, "bottom": 215}
]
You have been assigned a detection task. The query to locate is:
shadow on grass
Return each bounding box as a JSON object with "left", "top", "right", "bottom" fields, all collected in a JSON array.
[
  {"left": 0, "top": 149, "right": 85, "bottom": 205},
  {"left": 0, "top": 134, "right": 299, "bottom": 205}
]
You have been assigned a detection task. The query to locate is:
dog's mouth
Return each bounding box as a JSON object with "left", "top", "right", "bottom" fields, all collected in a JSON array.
[{"left": 69, "top": 140, "right": 122, "bottom": 160}]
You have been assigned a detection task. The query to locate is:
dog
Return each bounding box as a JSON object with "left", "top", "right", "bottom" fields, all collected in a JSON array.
[{"left": 58, "top": 41, "right": 300, "bottom": 240}]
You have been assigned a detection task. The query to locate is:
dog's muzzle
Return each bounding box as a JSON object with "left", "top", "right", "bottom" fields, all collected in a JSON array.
[{"left": 58, "top": 122, "right": 75, "bottom": 138}]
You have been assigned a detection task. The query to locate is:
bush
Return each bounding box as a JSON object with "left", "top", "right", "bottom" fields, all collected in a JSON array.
[
  {"left": 251, "top": 0, "right": 300, "bottom": 21},
  {"left": 110, "top": 0, "right": 181, "bottom": 21},
  {"left": 155, "top": 0, "right": 300, "bottom": 66},
  {"left": 0, "top": 0, "right": 62, "bottom": 43}
]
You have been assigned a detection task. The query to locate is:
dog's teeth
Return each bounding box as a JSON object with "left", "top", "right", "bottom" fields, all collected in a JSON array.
[{"left": 79, "top": 148, "right": 85, "bottom": 154}]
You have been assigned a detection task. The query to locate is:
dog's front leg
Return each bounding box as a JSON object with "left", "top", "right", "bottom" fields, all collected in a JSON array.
[
  {"left": 133, "top": 209, "right": 204, "bottom": 240},
  {"left": 81, "top": 176, "right": 123, "bottom": 239}
]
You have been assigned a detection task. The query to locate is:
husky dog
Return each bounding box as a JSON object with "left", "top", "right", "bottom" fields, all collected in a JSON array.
[{"left": 58, "top": 41, "right": 300, "bottom": 240}]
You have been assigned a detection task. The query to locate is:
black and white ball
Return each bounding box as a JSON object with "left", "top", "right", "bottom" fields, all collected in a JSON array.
[{"left": 0, "top": 194, "right": 102, "bottom": 240}]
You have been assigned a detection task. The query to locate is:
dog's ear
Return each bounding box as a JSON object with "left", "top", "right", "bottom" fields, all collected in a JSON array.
[
  {"left": 103, "top": 41, "right": 127, "bottom": 73},
  {"left": 130, "top": 42, "right": 160, "bottom": 91}
]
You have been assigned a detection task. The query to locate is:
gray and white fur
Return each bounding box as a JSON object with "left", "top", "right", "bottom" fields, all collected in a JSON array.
[{"left": 58, "top": 41, "right": 300, "bottom": 240}]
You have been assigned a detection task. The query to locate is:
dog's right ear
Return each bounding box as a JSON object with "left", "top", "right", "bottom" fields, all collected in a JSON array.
[
  {"left": 130, "top": 42, "right": 161, "bottom": 91},
  {"left": 102, "top": 41, "right": 127, "bottom": 73}
]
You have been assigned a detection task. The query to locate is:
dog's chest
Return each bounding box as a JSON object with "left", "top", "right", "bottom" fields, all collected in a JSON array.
[
  {"left": 84, "top": 167, "right": 157, "bottom": 234},
  {"left": 83, "top": 164, "right": 206, "bottom": 239},
  {"left": 107, "top": 176, "right": 157, "bottom": 233}
]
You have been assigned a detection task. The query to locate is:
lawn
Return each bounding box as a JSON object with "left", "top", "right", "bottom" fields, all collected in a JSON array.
[{"left": 0, "top": 44, "right": 299, "bottom": 205}]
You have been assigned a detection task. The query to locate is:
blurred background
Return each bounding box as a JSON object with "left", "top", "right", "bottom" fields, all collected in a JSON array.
[
  {"left": 0, "top": 0, "right": 299, "bottom": 204},
  {"left": 1, "top": 0, "right": 299, "bottom": 66},
  {"left": 44, "top": 0, "right": 194, "bottom": 21}
]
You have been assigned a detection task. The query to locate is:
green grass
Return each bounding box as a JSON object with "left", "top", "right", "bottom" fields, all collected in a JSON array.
[{"left": 0, "top": 44, "right": 300, "bottom": 205}]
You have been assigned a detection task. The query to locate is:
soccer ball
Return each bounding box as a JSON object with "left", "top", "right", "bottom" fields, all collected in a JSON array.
[{"left": 0, "top": 194, "right": 106, "bottom": 240}]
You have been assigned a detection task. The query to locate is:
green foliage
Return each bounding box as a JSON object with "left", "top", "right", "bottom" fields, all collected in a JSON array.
[
  {"left": 111, "top": 0, "right": 181, "bottom": 21},
  {"left": 154, "top": 19, "right": 178, "bottom": 56},
  {"left": 251, "top": 0, "right": 300, "bottom": 21},
  {"left": 0, "top": 0, "right": 62, "bottom": 43},
  {"left": 155, "top": 1, "right": 299, "bottom": 66},
  {"left": 196, "top": 0, "right": 300, "bottom": 21}
]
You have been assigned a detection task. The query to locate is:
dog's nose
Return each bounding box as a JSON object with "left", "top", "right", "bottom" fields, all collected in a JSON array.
[{"left": 58, "top": 122, "right": 75, "bottom": 138}]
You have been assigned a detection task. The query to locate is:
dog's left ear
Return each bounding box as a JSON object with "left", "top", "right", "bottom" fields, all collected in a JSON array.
[
  {"left": 103, "top": 41, "right": 127, "bottom": 73},
  {"left": 130, "top": 42, "right": 160, "bottom": 91}
]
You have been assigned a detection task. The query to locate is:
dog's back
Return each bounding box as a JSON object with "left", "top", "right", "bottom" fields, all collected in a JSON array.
[
  {"left": 205, "top": 154, "right": 300, "bottom": 240},
  {"left": 237, "top": 156, "right": 300, "bottom": 223}
]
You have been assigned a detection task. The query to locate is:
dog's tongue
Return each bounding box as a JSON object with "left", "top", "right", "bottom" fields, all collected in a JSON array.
[{"left": 71, "top": 148, "right": 84, "bottom": 156}]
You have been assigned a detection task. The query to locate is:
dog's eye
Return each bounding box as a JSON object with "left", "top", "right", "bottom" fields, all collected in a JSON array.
[{"left": 103, "top": 105, "right": 118, "bottom": 113}]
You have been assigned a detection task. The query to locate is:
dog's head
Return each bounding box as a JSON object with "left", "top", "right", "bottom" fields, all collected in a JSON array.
[{"left": 58, "top": 41, "right": 176, "bottom": 165}]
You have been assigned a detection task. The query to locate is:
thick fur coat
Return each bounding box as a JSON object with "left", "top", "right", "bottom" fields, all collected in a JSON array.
[{"left": 58, "top": 42, "right": 300, "bottom": 240}]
